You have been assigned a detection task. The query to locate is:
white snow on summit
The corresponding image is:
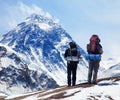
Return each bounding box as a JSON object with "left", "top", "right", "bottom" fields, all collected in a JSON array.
[{"left": 37, "top": 22, "right": 52, "bottom": 31}]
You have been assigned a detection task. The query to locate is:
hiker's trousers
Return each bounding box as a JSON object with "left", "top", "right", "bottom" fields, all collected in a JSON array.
[
  {"left": 67, "top": 62, "right": 77, "bottom": 86},
  {"left": 88, "top": 60, "right": 100, "bottom": 82}
]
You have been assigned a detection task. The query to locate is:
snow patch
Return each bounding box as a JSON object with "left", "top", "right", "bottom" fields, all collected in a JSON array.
[{"left": 37, "top": 22, "right": 52, "bottom": 31}]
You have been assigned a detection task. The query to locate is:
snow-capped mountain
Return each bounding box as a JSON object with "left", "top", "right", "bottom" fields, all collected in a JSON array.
[
  {"left": 101, "top": 57, "right": 120, "bottom": 70},
  {"left": 0, "top": 14, "right": 88, "bottom": 95},
  {"left": 99, "top": 62, "right": 120, "bottom": 78},
  {"left": 98, "top": 57, "right": 120, "bottom": 78},
  {"left": 0, "top": 44, "right": 58, "bottom": 95}
]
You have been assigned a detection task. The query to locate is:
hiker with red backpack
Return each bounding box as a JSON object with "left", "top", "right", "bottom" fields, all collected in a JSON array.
[
  {"left": 86, "top": 35, "right": 103, "bottom": 84},
  {"left": 64, "top": 42, "right": 81, "bottom": 86}
]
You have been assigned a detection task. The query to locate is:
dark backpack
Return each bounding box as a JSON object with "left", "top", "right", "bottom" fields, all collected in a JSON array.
[
  {"left": 68, "top": 48, "right": 80, "bottom": 63},
  {"left": 64, "top": 42, "right": 80, "bottom": 63},
  {"left": 87, "top": 35, "right": 102, "bottom": 54}
]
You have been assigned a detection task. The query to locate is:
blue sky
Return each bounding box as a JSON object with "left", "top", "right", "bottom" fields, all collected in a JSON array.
[{"left": 0, "top": 0, "right": 120, "bottom": 60}]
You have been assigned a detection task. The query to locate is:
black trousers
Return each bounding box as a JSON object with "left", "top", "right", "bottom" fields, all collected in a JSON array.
[
  {"left": 88, "top": 60, "right": 100, "bottom": 83},
  {"left": 67, "top": 62, "right": 77, "bottom": 86}
]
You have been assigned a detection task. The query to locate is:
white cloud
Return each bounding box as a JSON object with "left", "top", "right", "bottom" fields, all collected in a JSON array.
[
  {"left": 18, "top": 3, "right": 51, "bottom": 18},
  {"left": 0, "top": 2, "right": 59, "bottom": 33}
]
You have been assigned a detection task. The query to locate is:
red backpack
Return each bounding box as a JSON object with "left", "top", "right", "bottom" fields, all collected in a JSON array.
[{"left": 87, "top": 35, "right": 101, "bottom": 54}]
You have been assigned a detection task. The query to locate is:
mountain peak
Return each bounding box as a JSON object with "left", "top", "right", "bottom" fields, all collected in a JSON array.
[
  {"left": 25, "top": 13, "right": 59, "bottom": 27},
  {"left": 26, "top": 13, "right": 49, "bottom": 22},
  {"left": 0, "top": 13, "right": 88, "bottom": 95},
  {"left": 13, "top": 13, "right": 59, "bottom": 32}
]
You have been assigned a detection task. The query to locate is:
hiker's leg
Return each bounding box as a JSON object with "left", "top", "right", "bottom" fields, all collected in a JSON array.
[
  {"left": 67, "top": 64, "right": 72, "bottom": 86},
  {"left": 88, "top": 61, "right": 94, "bottom": 83},
  {"left": 72, "top": 64, "right": 77, "bottom": 86},
  {"left": 93, "top": 61, "right": 100, "bottom": 83}
]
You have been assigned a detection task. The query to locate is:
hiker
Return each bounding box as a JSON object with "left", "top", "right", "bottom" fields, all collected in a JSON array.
[
  {"left": 64, "top": 42, "right": 81, "bottom": 86},
  {"left": 87, "top": 34, "right": 103, "bottom": 84}
]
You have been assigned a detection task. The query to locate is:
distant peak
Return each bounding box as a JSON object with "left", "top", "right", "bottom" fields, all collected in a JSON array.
[
  {"left": 24, "top": 13, "right": 60, "bottom": 31},
  {"left": 25, "top": 13, "right": 58, "bottom": 24},
  {"left": 26, "top": 13, "right": 49, "bottom": 22},
  {"left": 108, "top": 58, "right": 114, "bottom": 61},
  {"left": 29, "top": 13, "right": 43, "bottom": 19}
]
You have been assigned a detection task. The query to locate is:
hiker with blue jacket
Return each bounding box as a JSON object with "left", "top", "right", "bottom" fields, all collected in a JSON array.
[
  {"left": 87, "top": 35, "right": 103, "bottom": 84},
  {"left": 64, "top": 42, "right": 81, "bottom": 86}
]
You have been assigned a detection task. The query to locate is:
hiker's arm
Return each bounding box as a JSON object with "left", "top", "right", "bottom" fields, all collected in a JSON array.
[
  {"left": 87, "top": 44, "right": 90, "bottom": 54},
  {"left": 64, "top": 49, "right": 68, "bottom": 58},
  {"left": 99, "top": 44, "right": 103, "bottom": 54}
]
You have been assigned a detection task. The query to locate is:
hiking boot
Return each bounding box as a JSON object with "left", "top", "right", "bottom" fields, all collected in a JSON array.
[
  {"left": 88, "top": 81, "right": 91, "bottom": 84},
  {"left": 72, "top": 84, "right": 75, "bottom": 86},
  {"left": 68, "top": 84, "right": 71, "bottom": 87},
  {"left": 92, "top": 81, "right": 97, "bottom": 85}
]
